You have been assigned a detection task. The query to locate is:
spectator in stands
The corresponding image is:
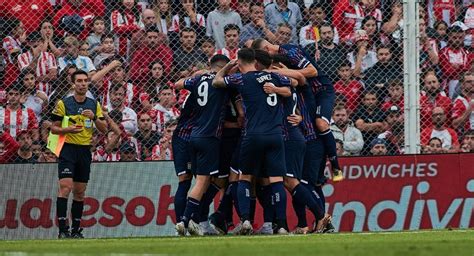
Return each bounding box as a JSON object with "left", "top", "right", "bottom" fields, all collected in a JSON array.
[
  {"left": 129, "top": 26, "right": 173, "bottom": 85},
  {"left": 381, "top": 0, "right": 403, "bottom": 44},
  {"left": 304, "top": 23, "right": 346, "bottom": 84},
  {"left": 18, "top": 31, "right": 58, "bottom": 96},
  {"left": 47, "top": 65, "right": 77, "bottom": 114},
  {"left": 53, "top": 0, "right": 96, "bottom": 40},
  {"left": 0, "top": 83, "right": 39, "bottom": 140},
  {"left": 332, "top": 0, "right": 364, "bottom": 41},
  {"left": 79, "top": 41, "right": 91, "bottom": 57},
  {"left": 347, "top": 29, "right": 377, "bottom": 79},
  {"left": 215, "top": 24, "right": 240, "bottom": 60},
  {"left": 18, "top": 69, "right": 48, "bottom": 122},
  {"left": 58, "top": 36, "right": 96, "bottom": 74},
  {"left": 93, "top": 33, "right": 118, "bottom": 68},
  {"left": 173, "top": 27, "right": 208, "bottom": 79},
  {"left": 264, "top": 0, "right": 302, "bottom": 44},
  {"left": 139, "top": 60, "right": 169, "bottom": 115},
  {"left": 152, "top": 85, "right": 180, "bottom": 133},
  {"left": 378, "top": 105, "right": 404, "bottom": 155},
  {"left": 359, "top": 16, "right": 390, "bottom": 51},
  {"left": 433, "top": 20, "right": 448, "bottom": 48},
  {"left": 39, "top": 21, "right": 62, "bottom": 57},
  {"left": 111, "top": 0, "right": 141, "bottom": 58},
  {"left": 206, "top": 0, "right": 242, "bottom": 50},
  {"left": 421, "top": 106, "right": 459, "bottom": 152},
  {"left": 381, "top": 79, "right": 404, "bottom": 111},
  {"left": 12, "top": 130, "right": 38, "bottom": 163},
  {"left": 2, "top": 18, "right": 24, "bottom": 88},
  {"left": 274, "top": 23, "right": 293, "bottom": 45},
  {"left": 299, "top": 3, "right": 339, "bottom": 48},
  {"left": 419, "top": 18, "right": 440, "bottom": 73},
  {"left": 422, "top": 137, "right": 446, "bottom": 154},
  {"left": 237, "top": 0, "right": 251, "bottom": 26},
  {"left": 150, "top": 119, "right": 176, "bottom": 160},
  {"left": 86, "top": 17, "right": 107, "bottom": 58},
  {"left": 134, "top": 112, "right": 161, "bottom": 159},
  {"left": 330, "top": 106, "right": 364, "bottom": 155},
  {"left": 334, "top": 61, "right": 363, "bottom": 114},
  {"left": 108, "top": 84, "right": 138, "bottom": 135},
  {"left": 369, "top": 138, "right": 388, "bottom": 156},
  {"left": 0, "top": 0, "right": 53, "bottom": 34},
  {"left": 151, "top": 0, "right": 173, "bottom": 35},
  {"left": 168, "top": 0, "right": 206, "bottom": 49},
  {"left": 335, "top": 139, "right": 344, "bottom": 156},
  {"left": 427, "top": 0, "right": 456, "bottom": 27},
  {"left": 461, "top": 130, "right": 474, "bottom": 152},
  {"left": 200, "top": 36, "right": 217, "bottom": 59},
  {"left": 38, "top": 146, "right": 57, "bottom": 162},
  {"left": 364, "top": 45, "right": 402, "bottom": 100},
  {"left": 0, "top": 130, "right": 20, "bottom": 163},
  {"left": 31, "top": 141, "right": 42, "bottom": 159},
  {"left": 239, "top": 2, "right": 276, "bottom": 46},
  {"left": 420, "top": 71, "right": 452, "bottom": 129},
  {"left": 452, "top": 71, "right": 474, "bottom": 133},
  {"left": 119, "top": 141, "right": 139, "bottom": 161},
  {"left": 130, "top": 9, "right": 160, "bottom": 54},
  {"left": 353, "top": 90, "right": 387, "bottom": 155},
  {"left": 439, "top": 25, "right": 472, "bottom": 98}
]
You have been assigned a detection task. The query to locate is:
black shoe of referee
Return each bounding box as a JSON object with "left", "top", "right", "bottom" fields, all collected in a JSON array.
[
  {"left": 58, "top": 228, "right": 70, "bottom": 239},
  {"left": 70, "top": 228, "right": 85, "bottom": 239}
]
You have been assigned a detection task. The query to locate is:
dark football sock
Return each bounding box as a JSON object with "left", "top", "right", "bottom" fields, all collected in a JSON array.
[
  {"left": 293, "top": 184, "right": 324, "bottom": 220},
  {"left": 183, "top": 197, "right": 201, "bottom": 227},
  {"left": 71, "top": 200, "right": 84, "bottom": 231},
  {"left": 237, "top": 180, "right": 251, "bottom": 221},
  {"left": 174, "top": 179, "right": 191, "bottom": 222},
  {"left": 56, "top": 197, "right": 68, "bottom": 232},
  {"left": 199, "top": 183, "right": 221, "bottom": 222},
  {"left": 318, "top": 129, "right": 341, "bottom": 170}
]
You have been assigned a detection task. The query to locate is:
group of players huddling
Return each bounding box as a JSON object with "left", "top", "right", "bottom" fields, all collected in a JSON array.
[{"left": 172, "top": 38, "right": 344, "bottom": 236}]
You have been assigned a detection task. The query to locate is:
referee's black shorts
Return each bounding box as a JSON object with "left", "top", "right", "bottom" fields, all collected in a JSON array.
[{"left": 58, "top": 143, "right": 92, "bottom": 183}]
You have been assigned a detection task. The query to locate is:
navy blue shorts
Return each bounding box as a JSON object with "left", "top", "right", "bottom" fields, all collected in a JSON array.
[
  {"left": 58, "top": 143, "right": 92, "bottom": 183},
  {"left": 218, "top": 136, "right": 240, "bottom": 178},
  {"left": 239, "top": 134, "right": 286, "bottom": 177},
  {"left": 314, "top": 86, "right": 335, "bottom": 124},
  {"left": 284, "top": 140, "right": 306, "bottom": 179},
  {"left": 172, "top": 134, "right": 192, "bottom": 176},
  {"left": 301, "top": 139, "right": 326, "bottom": 185},
  {"left": 189, "top": 137, "right": 220, "bottom": 176}
]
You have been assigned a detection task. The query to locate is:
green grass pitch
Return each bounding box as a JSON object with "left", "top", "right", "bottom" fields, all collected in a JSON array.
[{"left": 1, "top": 229, "right": 473, "bottom": 256}]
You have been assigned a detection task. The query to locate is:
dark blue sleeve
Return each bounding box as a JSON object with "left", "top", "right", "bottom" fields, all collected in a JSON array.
[
  {"left": 223, "top": 73, "right": 244, "bottom": 89},
  {"left": 272, "top": 73, "right": 292, "bottom": 87},
  {"left": 283, "top": 46, "right": 311, "bottom": 69},
  {"left": 183, "top": 75, "right": 201, "bottom": 91}
]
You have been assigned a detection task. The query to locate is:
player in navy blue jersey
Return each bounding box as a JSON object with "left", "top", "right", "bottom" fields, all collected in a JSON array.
[
  {"left": 251, "top": 39, "right": 344, "bottom": 183},
  {"left": 254, "top": 50, "right": 331, "bottom": 234},
  {"left": 213, "top": 48, "right": 293, "bottom": 235},
  {"left": 174, "top": 54, "right": 231, "bottom": 236},
  {"left": 171, "top": 84, "right": 197, "bottom": 227}
]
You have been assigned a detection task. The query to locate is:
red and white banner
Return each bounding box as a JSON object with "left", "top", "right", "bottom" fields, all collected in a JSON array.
[{"left": 0, "top": 154, "right": 473, "bottom": 240}]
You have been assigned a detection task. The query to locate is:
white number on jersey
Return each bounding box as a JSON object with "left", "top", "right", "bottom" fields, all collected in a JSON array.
[
  {"left": 267, "top": 93, "right": 278, "bottom": 106},
  {"left": 197, "top": 81, "right": 209, "bottom": 106}
]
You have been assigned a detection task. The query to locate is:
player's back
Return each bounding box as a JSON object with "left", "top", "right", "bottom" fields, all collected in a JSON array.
[
  {"left": 185, "top": 73, "right": 228, "bottom": 138},
  {"left": 282, "top": 87, "right": 305, "bottom": 141},
  {"left": 229, "top": 71, "right": 289, "bottom": 136},
  {"left": 174, "top": 91, "right": 197, "bottom": 141}
]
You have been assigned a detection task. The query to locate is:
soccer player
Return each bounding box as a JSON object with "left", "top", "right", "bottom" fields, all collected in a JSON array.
[
  {"left": 51, "top": 70, "right": 108, "bottom": 239},
  {"left": 254, "top": 50, "right": 331, "bottom": 234},
  {"left": 213, "top": 48, "right": 293, "bottom": 235},
  {"left": 251, "top": 39, "right": 344, "bottom": 182},
  {"left": 174, "top": 54, "right": 231, "bottom": 236}
]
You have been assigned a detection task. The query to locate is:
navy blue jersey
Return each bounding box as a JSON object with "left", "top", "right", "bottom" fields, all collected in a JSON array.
[
  {"left": 223, "top": 71, "right": 291, "bottom": 136},
  {"left": 282, "top": 87, "right": 305, "bottom": 141},
  {"left": 296, "top": 85, "right": 318, "bottom": 141},
  {"left": 184, "top": 73, "right": 228, "bottom": 138},
  {"left": 279, "top": 44, "right": 333, "bottom": 93},
  {"left": 174, "top": 92, "right": 196, "bottom": 141}
]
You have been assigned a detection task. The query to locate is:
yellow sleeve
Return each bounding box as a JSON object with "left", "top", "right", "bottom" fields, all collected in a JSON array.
[
  {"left": 96, "top": 102, "right": 104, "bottom": 119},
  {"left": 52, "top": 100, "right": 65, "bottom": 118}
]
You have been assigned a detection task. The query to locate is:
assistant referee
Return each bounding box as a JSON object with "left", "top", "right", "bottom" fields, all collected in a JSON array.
[{"left": 51, "top": 70, "right": 108, "bottom": 239}]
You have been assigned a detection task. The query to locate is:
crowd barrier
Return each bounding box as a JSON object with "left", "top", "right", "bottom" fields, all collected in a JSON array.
[{"left": 1, "top": 154, "right": 473, "bottom": 240}]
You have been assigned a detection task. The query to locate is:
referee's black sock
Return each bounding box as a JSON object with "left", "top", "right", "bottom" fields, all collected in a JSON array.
[
  {"left": 71, "top": 200, "right": 84, "bottom": 231},
  {"left": 56, "top": 197, "right": 68, "bottom": 232}
]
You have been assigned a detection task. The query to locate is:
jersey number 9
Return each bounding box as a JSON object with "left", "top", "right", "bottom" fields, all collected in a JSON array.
[{"left": 197, "top": 81, "right": 209, "bottom": 106}]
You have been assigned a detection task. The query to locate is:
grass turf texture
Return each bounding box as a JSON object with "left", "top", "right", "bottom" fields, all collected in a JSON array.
[{"left": 1, "top": 229, "right": 473, "bottom": 256}]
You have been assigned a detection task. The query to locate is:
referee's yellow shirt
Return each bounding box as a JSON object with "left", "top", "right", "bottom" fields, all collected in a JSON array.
[{"left": 51, "top": 96, "right": 104, "bottom": 146}]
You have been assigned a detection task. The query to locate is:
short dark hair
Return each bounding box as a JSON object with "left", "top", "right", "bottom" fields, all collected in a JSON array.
[
  {"left": 146, "top": 26, "right": 160, "bottom": 34},
  {"left": 250, "top": 38, "right": 266, "bottom": 50},
  {"left": 210, "top": 54, "right": 230, "bottom": 68},
  {"left": 180, "top": 27, "right": 195, "bottom": 37},
  {"left": 428, "top": 137, "right": 442, "bottom": 145},
  {"left": 250, "top": 2, "right": 263, "bottom": 9},
  {"left": 338, "top": 60, "right": 352, "bottom": 69},
  {"left": 71, "top": 70, "right": 88, "bottom": 82},
  {"left": 237, "top": 48, "right": 256, "bottom": 63},
  {"left": 7, "top": 81, "right": 24, "bottom": 93},
  {"left": 309, "top": 3, "right": 325, "bottom": 10},
  {"left": 387, "top": 79, "right": 403, "bottom": 88},
  {"left": 224, "top": 24, "right": 240, "bottom": 34},
  {"left": 199, "top": 36, "right": 215, "bottom": 47},
  {"left": 110, "top": 83, "right": 125, "bottom": 94},
  {"left": 254, "top": 49, "right": 272, "bottom": 68},
  {"left": 101, "top": 32, "right": 115, "bottom": 43},
  {"left": 319, "top": 22, "right": 334, "bottom": 31}
]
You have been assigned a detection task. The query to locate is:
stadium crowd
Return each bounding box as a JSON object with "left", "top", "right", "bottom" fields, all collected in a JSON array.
[{"left": 1, "top": 0, "right": 473, "bottom": 163}]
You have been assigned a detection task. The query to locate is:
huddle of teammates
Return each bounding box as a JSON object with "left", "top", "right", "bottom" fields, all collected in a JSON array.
[{"left": 172, "top": 38, "right": 344, "bottom": 236}]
